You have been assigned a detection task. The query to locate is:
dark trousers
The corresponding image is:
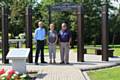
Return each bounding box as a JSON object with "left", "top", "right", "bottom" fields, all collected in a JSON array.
[{"left": 35, "top": 40, "right": 45, "bottom": 63}]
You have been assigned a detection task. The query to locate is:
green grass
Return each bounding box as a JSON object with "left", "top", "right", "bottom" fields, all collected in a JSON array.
[
  {"left": 113, "top": 48, "right": 120, "bottom": 56},
  {"left": 33, "top": 48, "right": 60, "bottom": 55},
  {"left": 72, "top": 46, "right": 120, "bottom": 56},
  {"left": 88, "top": 67, "right": 120, "bottom": 80},
  {"left": 0, "top": 45, "right": 120, "bottom": 56}
]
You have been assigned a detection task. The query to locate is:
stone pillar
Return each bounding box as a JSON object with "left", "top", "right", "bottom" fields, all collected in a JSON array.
[
  {"left": 101, "top": 4, "right": 109, "bottom": 61},
  {"left": 2, "top": 6, "right": 9, "bottom": 63},
  {"left": 26, "top": 5, "right": 33, "bottom": 63},
  {"left": 77, "top": 5, "right": 84, "bottom": 62}
]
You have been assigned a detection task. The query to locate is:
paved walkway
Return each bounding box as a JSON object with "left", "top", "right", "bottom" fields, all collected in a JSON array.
[
  {"left": 1, "top": 50, "right": 120, "bottom": 80},
  {"left": 35, "top": 66, "right": 85, "bottom": 80}
]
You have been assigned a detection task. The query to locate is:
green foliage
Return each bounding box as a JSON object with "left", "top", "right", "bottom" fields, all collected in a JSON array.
[
  {"left": 38, "top": 0, "right": 119, "bottom": 44},
  {"left": 0, "top": 0, "right": 36, "bottom": 37},
  {"left": 0, "top": 0, "right": 120, "bottom": 44}
]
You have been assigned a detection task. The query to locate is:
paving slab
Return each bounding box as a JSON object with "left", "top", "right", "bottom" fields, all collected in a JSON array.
[
  {"left": 0, "top": 50, "right": 120, "bottom": 80},
  {"left": 35, "top": 66, "right": 85, "bottom": 80}
]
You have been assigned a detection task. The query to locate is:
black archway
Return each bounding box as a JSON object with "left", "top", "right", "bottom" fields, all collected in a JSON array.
[
  {"left": 1, "top": 2, "right": 109, "bottom": 63},
  {"left": 48, "top": 2, "right": 109, "bottom": 62},
  {"left": 1, "top": 6, "right": 9, "bottom": 63},
  {"left": 48, "top": 2, "right": 84, "bottom": 62}
]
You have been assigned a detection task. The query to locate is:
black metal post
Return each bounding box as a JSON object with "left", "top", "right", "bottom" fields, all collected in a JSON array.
[
  {"left": 101, "top": 4, "right": 109, "bottom": 61},
  {"left": 48, "top": 6, "right": 51, "bottom": 25},
  {"left": 2, "top": 6, "right": 9, "bottom": 63},
  {"left": 26, "top": 5, "right": 33, "bottom": 63},
  {"left": 77, "top": 5, "right": 84, "bottom": 62}
]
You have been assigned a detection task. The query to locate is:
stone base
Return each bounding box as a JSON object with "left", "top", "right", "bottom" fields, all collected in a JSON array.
[{"left": 12, "top": 59, "right": 26, "bottom": 74}]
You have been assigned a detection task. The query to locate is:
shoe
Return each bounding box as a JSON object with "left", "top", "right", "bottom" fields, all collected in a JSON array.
[
  {"left": 66, "top": 62, "right": 69, "bottom": 64},
  {"left": 41, "top": 61, "right": 47, "bottom": 63},
  {"left": 60, "top": 61, "right": 64, "bottom": 64},
  {"left": 53, "top": 60, "right": 56, "bottom": 64},
  {"left": 35, "top": 63, "right": 39, "bottom": 65},
  {"left": 49, "top": 60, "right": 52, "bottom": 64}
]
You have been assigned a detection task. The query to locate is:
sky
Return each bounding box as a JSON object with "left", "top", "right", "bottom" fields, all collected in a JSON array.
[
  {"left": 111, "top": 0, "right": 120, "bottom": 8},
  {"left": 37, "top": 0, "right": 41, "bottom": 3}
]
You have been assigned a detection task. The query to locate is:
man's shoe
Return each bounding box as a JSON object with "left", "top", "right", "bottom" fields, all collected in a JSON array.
[
  {"left": 60, "top": 61, "right": 64, "bottom": 64},
  {"left": 53, "top": 60, "right": 56, "bottom": 64},
  {"left": 41, "top": 61, "right": 47, "bottom": 63},
  {"left": 35, "top": 63, "right": 39, "bottom": 65},
  {"left": 66, "top": 62, "right": 69, "bottom": 64},
  {"left": 49, "top": 60, "right": 52, "bottom": 64}
]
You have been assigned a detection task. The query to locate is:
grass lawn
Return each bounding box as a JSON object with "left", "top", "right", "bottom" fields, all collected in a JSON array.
[
  {"left": 0, "top": 45, "right": 120, "bottom": 56},
  {"left": 88, "top": 67, "right": 120, "bottom": 80},
  {"left": 0, "top": 45, "right": 61, "bottom": 56}
]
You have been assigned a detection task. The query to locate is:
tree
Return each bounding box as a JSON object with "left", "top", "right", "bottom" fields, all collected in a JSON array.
[
  {"left": 0, "top": 0, "right": 36, "bottom": 37},
  {"left": 34, "top": 0, "right": 118, "bottom": 44},
  {"left": 0, "top": 0, "right": 119, "bottom": 44}
]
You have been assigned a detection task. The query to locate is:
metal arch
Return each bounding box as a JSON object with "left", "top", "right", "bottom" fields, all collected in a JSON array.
[
  {"left": 48, "top": 3, "right": 85, "bottom": 62},
  {"left": 50, "top": 2, "right": 79, "bottom": 12}
]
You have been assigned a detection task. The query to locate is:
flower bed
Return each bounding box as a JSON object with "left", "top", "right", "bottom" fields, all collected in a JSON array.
[{"left": 0, "top": 68, "right": 32, "bottom": 80}]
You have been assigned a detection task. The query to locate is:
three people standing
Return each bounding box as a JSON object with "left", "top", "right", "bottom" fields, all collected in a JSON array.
[{"left": 34, "top": 21, "right": 71, "bottom": 65}]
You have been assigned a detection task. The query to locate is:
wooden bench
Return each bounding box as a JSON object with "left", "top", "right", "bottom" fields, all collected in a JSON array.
[
  {"left": 95, "top": 48, "right": 114, "bottom": 57},
  {"left": 77, "top": 49, "right": 87, "bottom": 54},
  {"left": 84, "top": 49, "right": 87, "bottom": 54}
]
